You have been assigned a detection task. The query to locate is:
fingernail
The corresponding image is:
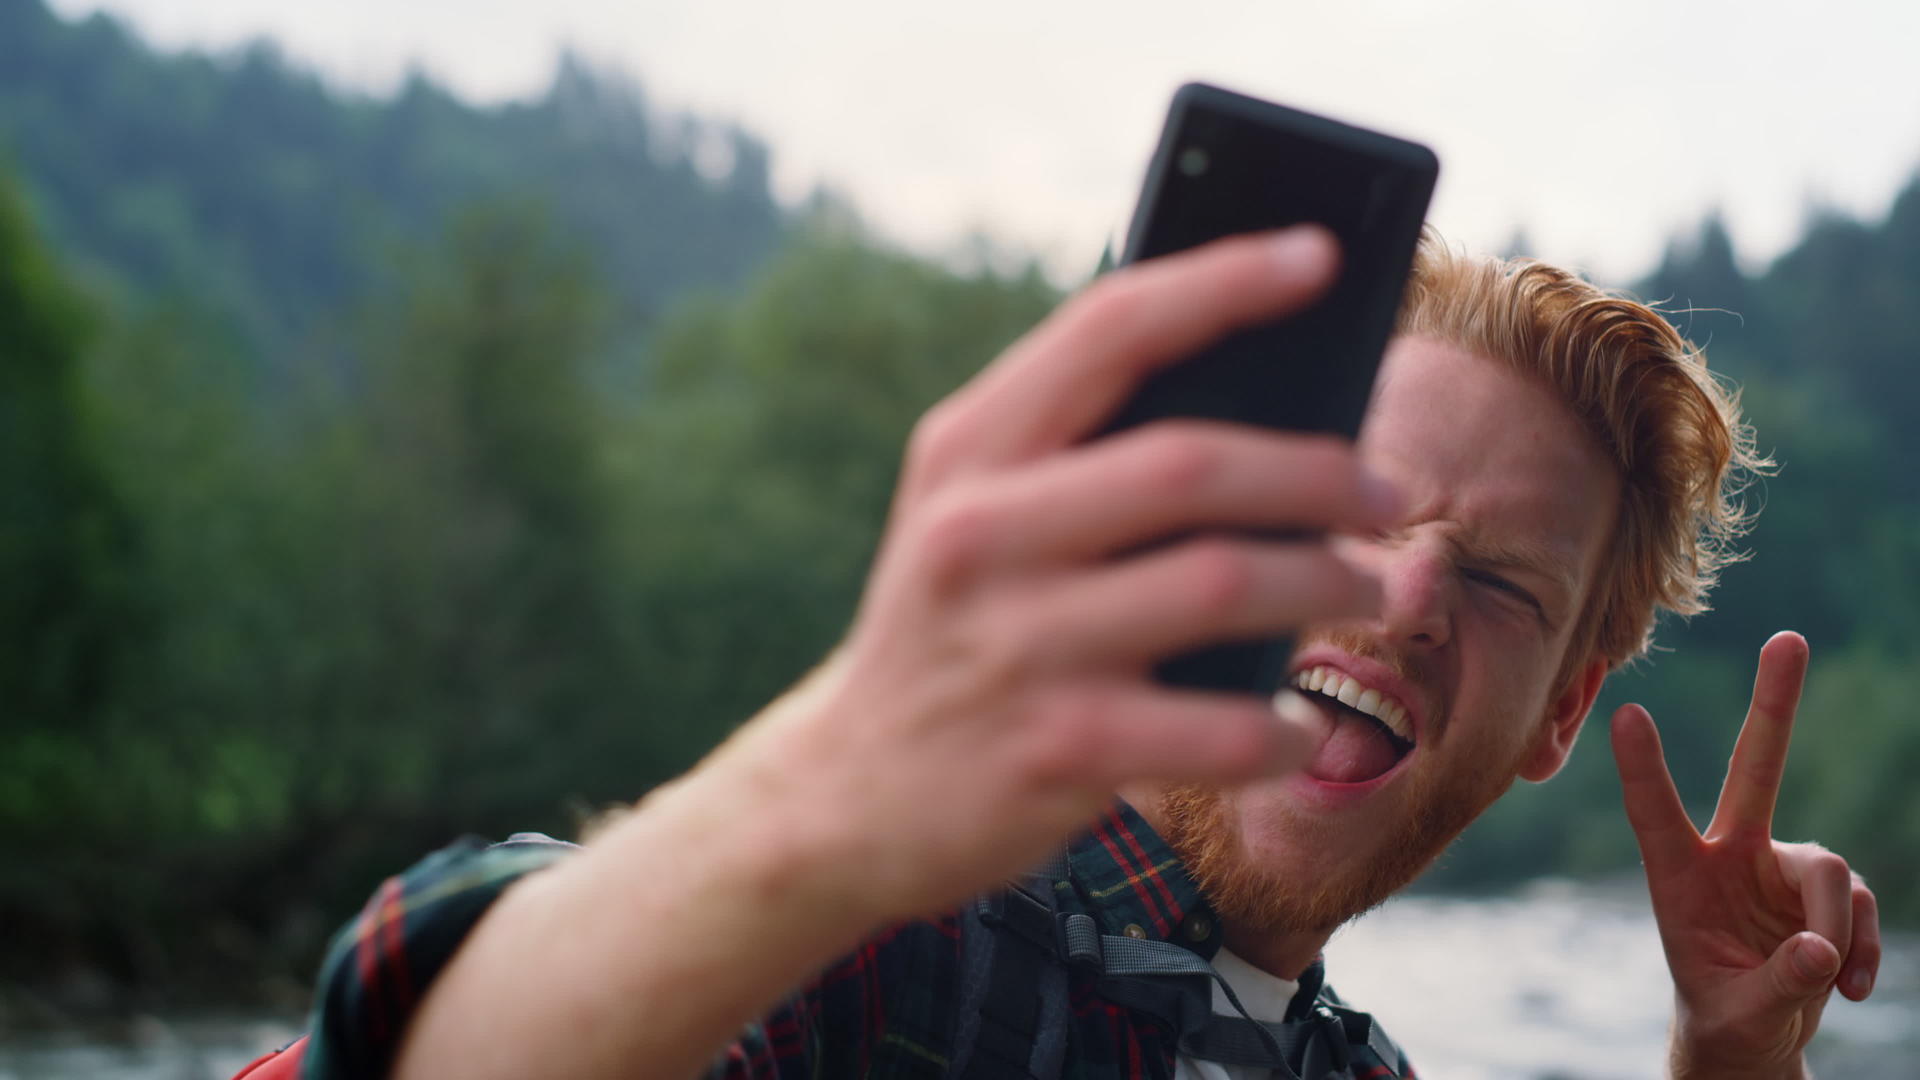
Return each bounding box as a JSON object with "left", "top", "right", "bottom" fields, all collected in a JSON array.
[
  {"left": 1848, "top": 970, "right": 1873, "bottom": 997},
  {"left": 1360, "top": 470, "right": 1406, "bottom": 522},
  {"left": 1793, "top": 936, "right": 1838, "bottom": 980},
  {"left": 1272, "top": 689, "right": 1333, "bottom": 745},
  {"left": 1267, "top": 225, "right": 1338, "bottom": 273}
]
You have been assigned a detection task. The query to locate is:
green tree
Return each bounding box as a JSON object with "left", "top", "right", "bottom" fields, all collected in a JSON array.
[
  {"left": 604, "top": 226, "right": 1063, "bottom": 775},
  {"left": 0, "top": 165, "right": 130, "bottom": 725},
  {"left": 1778, "top": 639, "right": 1920, "bottom": 923},
  {"left": 0, "top": 165, "right": 144, "bottom": 980}
]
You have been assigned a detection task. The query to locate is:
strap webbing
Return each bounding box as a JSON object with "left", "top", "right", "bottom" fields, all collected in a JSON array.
[
  {"left": 955, "top": 877, "right": 1069, "bottom": 1080},
  {"left": 951, "top": 854, "right": 1404, "bottom": 1080}
]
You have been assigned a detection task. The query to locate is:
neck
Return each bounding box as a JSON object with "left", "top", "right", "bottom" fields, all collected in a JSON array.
[{"left": 1220, "top": 920, "right": 1334, "bottom": 982}]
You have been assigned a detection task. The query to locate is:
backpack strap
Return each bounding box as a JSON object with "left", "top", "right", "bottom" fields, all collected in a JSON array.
[
  {"left": 949, "top": 852, "right": 1404, "bottom": 1080},
  {"left": 950, "top": 854, "right": 1072, "bottom": 1080}
]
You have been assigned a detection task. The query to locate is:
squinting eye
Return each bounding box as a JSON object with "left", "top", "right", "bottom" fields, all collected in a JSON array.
[
  {"left": 1466, "top": 568, "right": 1531, "bottom": 603},
  {"left": 1466, "top": 568, "right": 1507, "bottom": 590},
  {"left": 1465, "top": 567, "right": 1548, "bottom": 620}
]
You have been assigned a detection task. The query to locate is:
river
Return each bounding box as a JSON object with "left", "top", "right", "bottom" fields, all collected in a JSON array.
[
  {"left": 3, "top": 879, "right": 1913, "bottom": 1079},
  {"left": 1321, "top": 877, "right": 1919, "bottom": 1078}
]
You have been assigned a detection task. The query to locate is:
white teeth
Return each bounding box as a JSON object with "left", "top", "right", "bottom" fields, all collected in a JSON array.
[
  {"left": 1288, "top": 665, "right": 1414, "bottom": 743},
  {"left": 1335, "top": 678, "right": 1362, "bottom": 708}
]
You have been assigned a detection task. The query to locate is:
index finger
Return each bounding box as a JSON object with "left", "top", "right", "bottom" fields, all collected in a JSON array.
[
  {"left": 1610, "top": 703, "right": 1700, "bottom": 880},
  {"left": 1707, "top": 631, "right": 1810, "bottom": 839},
  {"left": 924, "top": 227, "right": 1340, "bottom": 486}
]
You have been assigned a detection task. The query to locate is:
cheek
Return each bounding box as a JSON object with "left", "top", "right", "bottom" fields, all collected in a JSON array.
[
  {"left": 1446, "top": 631, "right": 1557, "bottom": 760},
  {"left": 1467, "top": 589, "right": 1566, "bottom": 666}
]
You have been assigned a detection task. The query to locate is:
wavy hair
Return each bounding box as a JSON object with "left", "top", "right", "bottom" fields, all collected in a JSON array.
[{"left": 1397, "top": 235, "right": 1771, "bottom": 672}]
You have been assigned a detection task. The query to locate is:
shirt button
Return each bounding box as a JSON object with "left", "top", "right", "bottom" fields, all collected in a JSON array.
[
  {"left": 1184, "top": 915, "right": 1213, "bottom": 943},
  {"left": 1123, "top": 923, "right": 1148, "bottom": 940}
]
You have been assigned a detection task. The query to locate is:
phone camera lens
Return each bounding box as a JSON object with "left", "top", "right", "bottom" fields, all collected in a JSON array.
[{"left": 1178, "top": 147, "right": 1209, "bottom": 178}]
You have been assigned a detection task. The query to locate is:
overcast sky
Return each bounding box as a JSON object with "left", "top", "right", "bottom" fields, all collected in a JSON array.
[{"left": 49, "top": 0, "right": 1920, "bottom": 284}]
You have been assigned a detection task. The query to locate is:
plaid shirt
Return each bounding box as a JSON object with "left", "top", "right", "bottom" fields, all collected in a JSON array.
[{"left": 302, "top": 801, "right": 1413, "bottom": 1079}]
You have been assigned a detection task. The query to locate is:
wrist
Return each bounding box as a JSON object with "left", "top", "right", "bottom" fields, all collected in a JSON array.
[
  {"left": 1669, "top": 1029, "right": 1809, "bottom": 1080},
  {"left": 621, "top": 734, "right": 890, "bottom": 944}
]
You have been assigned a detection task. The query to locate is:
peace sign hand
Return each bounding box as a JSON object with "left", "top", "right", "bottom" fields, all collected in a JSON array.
[{"left": 1610, "top": 631, "right": 1881, "bottom": 1079}]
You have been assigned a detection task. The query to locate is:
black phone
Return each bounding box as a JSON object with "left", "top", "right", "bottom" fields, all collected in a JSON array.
[{"left": 1103, "top": 82, "right": 1439, "bottom": 696}]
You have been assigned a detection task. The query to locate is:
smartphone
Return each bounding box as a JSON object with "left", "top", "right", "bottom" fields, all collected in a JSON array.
[{"left": 1103, "top": 82, "right": 1439, "bottom": 696}]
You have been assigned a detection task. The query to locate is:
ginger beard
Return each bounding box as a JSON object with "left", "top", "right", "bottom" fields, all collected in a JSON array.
[{"left": 1155, "top": 628, "right": 1538, "bottom": 937}]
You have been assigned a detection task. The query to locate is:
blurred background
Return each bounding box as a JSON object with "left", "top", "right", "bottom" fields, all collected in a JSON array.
[{"left": 2, "top": 0, "right": 1916, "bottom": 1076}]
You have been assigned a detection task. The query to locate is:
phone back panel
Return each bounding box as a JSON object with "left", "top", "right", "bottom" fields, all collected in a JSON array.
[{"left": 1107, "top": 84, "right": 1438, "bottom": 695}]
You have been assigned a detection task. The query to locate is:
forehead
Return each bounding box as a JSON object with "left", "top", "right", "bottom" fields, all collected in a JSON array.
[{"left": 1361, "top": 335, "right": 1619, "bottom": 578}]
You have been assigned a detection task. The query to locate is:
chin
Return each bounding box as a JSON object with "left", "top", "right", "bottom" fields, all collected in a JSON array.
[
  {"left": 1157, "top": 766, "right": 1506, "bottom": 937},
  {"left": 1157, "top": 783, "right": 1372, "bottom": 935}
]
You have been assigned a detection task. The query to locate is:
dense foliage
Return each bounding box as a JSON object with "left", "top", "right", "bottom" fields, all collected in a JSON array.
[
  {"left": 0, "top": 185, "right": 1057, "bottom": 1004},
  {"left": 0, "top": 0, "right": 1914, "bottom": 1009}
]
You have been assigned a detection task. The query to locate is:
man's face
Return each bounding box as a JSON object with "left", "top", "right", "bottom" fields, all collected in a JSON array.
[{"left": 1155, "top": 335, "right": 1619, "bottom": 937}]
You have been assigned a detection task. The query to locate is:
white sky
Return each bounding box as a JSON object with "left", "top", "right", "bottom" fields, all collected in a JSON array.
[{"left": 48, "top": 0, "right": 1920, "bottom": 285}]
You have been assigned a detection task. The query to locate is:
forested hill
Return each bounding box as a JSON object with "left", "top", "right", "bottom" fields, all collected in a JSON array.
[
  {"left": 0, "top": 0, "right": 785, "bottom": 353},
  {"left": 3, "top": 0, "right": 1918, "bottom": 1015},
  {"left": 1641, "top": 196, "right": 1920, "bottom": 493}
]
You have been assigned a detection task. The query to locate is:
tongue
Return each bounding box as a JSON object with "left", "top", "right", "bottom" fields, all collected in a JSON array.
[{"left": 1305, "top": 710, "right": 1401, "bottom": 784}]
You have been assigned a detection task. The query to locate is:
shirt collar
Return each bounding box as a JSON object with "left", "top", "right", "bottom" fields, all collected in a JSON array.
[{"left": 1065, "top": 798, "right": 1221, "bottom": 959}]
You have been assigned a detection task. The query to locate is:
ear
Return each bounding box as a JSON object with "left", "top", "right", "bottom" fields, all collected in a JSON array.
[{"left": 1518, "top": 655, "right": 1609, "bottom": 783}]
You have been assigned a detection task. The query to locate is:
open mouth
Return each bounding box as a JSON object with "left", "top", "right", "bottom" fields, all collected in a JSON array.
[{"left": 1289, "top": 665, "right": 1415, "bottom": 785}]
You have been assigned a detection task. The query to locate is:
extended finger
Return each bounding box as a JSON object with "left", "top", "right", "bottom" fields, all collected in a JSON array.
[
  {"left": 1609, "top": 704, "right": 1700, "bottom": 879},
  {"left": 1708, "top": 631, "right": 1810, "bottom": 839},
  {"left": 1020, "top": 680, "right": 1329, "bottom": 789},
  {"left": 1841, "top": 875, "right": 1880, "bottom": 1001},
  {"left": 908, "top": 228, "right": 1339, "bottom": 495},
  {"left": 921, "top": 423, "right": 1400, "bottom": 577},
  {"left": 1777, "top": 842, "right": 1853, "bottom": 978},
  {"left": 1002, "top": 536, "right": 1381, "bottom": 671}
]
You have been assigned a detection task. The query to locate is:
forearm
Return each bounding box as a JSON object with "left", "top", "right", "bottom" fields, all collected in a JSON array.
[{"left": 392, "top": 673, "right": 885, "bottom": 1080}]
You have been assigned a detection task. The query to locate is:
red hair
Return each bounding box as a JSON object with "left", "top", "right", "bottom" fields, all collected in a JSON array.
[{"left": 1398, "top": 236, "right": 1770, "bottom": 671}]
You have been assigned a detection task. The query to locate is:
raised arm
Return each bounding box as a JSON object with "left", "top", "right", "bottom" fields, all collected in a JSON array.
[{"left": 372, "top": 227, "right": 1404, "bottom": 1080}]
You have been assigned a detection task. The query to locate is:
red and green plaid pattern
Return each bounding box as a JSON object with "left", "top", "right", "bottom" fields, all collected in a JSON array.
[{"left": 301, "top": 803, "right": 1412, "bottom": 1079}]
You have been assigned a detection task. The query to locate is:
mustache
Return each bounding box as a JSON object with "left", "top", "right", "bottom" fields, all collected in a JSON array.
[{"left": 1296, "top": 626, "right": 1418, "bottom": 684}]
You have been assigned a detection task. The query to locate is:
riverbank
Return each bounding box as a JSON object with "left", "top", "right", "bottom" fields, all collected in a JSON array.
[
  {"left": 6, "top": 877, "right": 1913, "bottom": 1080},
  {"left": 0, "top": 1014, "right": 301, "bottom": 1080},
  {"left": 1327, "top": 877, "right": 1920, "bottom": 1079}
]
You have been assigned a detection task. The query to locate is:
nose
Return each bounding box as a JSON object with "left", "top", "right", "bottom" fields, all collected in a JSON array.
[{"left": 1364, "top": 535, "right": 1453, "bottom": 651}]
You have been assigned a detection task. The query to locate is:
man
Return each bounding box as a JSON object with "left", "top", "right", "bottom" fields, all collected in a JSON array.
[{"left": 279, "top": 227, "right": 1880, "bottom": 1079}]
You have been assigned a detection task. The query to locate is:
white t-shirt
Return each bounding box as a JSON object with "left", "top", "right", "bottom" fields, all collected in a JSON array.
[{"left": 1173, "top": 947, "right": 1302, "bottom": 1080}]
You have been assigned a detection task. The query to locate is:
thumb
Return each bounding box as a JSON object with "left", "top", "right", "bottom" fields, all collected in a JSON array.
[
  {"left": 1679, "top": 934, "right": 1838, "bottom": 1069},
  {"left": 1755, "top": 932, "right": 1841, "bottom": 1016}
]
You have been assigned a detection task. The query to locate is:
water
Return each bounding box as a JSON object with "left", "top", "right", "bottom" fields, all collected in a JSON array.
[
  {"left": 3, "top": 880, "right": 1913, "bottom": 1079},
  {"left": 0, "top": 1015, "right": 299, "bottom": 1080},
  {"left": 1323, "top": 878, "right": 1920, "bottom": 1079}
]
